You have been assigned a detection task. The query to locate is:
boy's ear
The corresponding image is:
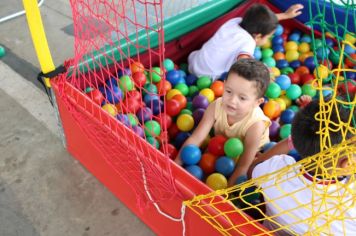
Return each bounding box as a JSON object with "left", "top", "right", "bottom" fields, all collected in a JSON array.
[
  {"left": 253, "top": 33, "right": 263, "bottom": 41},
  {"left": 256, "top": 97, "right": 265, "bottom": 106}
]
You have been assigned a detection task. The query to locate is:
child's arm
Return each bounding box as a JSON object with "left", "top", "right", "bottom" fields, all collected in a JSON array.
[
  {"left": 227, "top": 121, "right": 266, "bottom": 187},
  {"left": 276, "top": 4, "right": 303, "bottom": 21},
  {"left": 175, "top": 102, "right": 216, "bottom": 165}
]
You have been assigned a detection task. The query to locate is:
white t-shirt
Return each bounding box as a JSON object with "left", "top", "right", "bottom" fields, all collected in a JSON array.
[
  {"left": 252, "top": 155, "right": 356, "bottom": 235},
  {"left": 188, "top": 17, "right": 255, "bottom": 79}
]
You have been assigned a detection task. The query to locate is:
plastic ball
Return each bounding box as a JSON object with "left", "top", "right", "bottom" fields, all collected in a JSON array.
[
  {"left": 177, "top": 114, "right": 194, "bottom": 132},
  {"left": 210, "top": 80, "right": 224, "bottom": 97},
  {"left": 285, "top": 41, "right": 298, "bottom": 51},
  {"left": 119, "top": 75, "right": 135, "bottom": 92},
  {"left": 156, "top": 113, "right": 172, "bottom": 129},
  {"left": 270, "top": 67, "right": 281, "bottom": 78},
  {"left": 298, "top": 42, "right": 310, "bottom": 53},
  {"left": 272, "top": 35, "right": 284, "bottom": 45},
  {"left": 105, "top": 85, "right": 123, "bottom": 104},
  {"left": 289, "top": 60, "right": 301, "bottom": 70},
  {"left": 269, "top": 121, "right": 280, "bottom": 139},
  {"left": 276, "top": 59, "right": 289, "bottom": 69},
  {"left": 295, "top": 66, "right": 310, "bottom": 76},
  {"left": 272, "top": 44, "right": 285, "bottom": 53},
  {"left": 280, "top": 109, "right": 295, "bottom": 124},
  {"left": 173, "top": 132, "right": 191, "bottom": 149},
  {"left": 180, "top": 109, "right": 192, "bottom": 116},
  {"left": 149, "top": 99, "right": 163, "bottom": 115},
  {"left": 163, "top": 58, "right": 175, "bottom": 71},
  {"left": 174, "top": 83, "right": 189, "bottom": 96},
  {"left": 156, "top": 80, "right": 172, "bottom": 95},
  {"left": 188, "top": 85, "right": 199, "bottom": 97},
  {"left": 132, "top": 72, "right": 147, "bottom": 87},
  {"left": 116, "top": 114, "right": 130, "bottom": 126},
  {"left": 199, "top": 153, "right": 217, "bottom": 174},
  {"left": 263, "top": 100, "right": 281, "bottom": 119},
  {"left": 224, "top": 138, "right": 244, "bottom": 158},
  {"left": 289, "top": 105, "right": 300, "bottom": 113},
  {"left": 180, "top": 144, "right": 202, "bottom": 165},
  {"left": 197, "top": 76, "right": 212, "bottom": 89},
  {"left": 192, "top": 108, "right": 205, "bottom": 125},
  {"left": 288, "top": 33, "right": 300, "bottom": 42},
  {"left": 149, "top": 67, "right": 162, "bottom": 83},
  {"left": 166, "top": 99, "right": 181, "bottom": 116},
  {"left": 300, "top": 35, "right": 311, "bottom": 43},
  {"left": 303, "top": 56, "right": 316, "bottom": 71},
  {"left": 344, "top": 45, "right": 356, "bottom": 55},
  {"left": 147, "top": 136, "right": 160, "bottom": 149},
  {"left": 265, "top": 82, "right": 281, "bottom": 99},
  {"left": 144, "top": 120, "right": 161, "bottom": 137},
  {"left": 316, "top": 47, "right": 330, "bottom": 59},
  {"left": 275, "top": 75, "right": 291, "bottom": 90},
  {"left": 338, "top": 80, "right": 356, "bottom": 95},
  {"left": 311, "top": 39, "right": 323, "bottom": 50},
  {"left": 172, "top": 94, "right": 187, "bottom": 110},
  {"left": 185, "top": 165, "right": 203, "bottom": 180},
  {"left": 199, "top": 88, "right": 215, "bottom": 103},
  {"left": 273, "top": 52, "right": 286, "bottom": 61},
  {"left": 286, "top": 84, "right": 302, "bottom": 100},
  {"left": 274, "top": 24, "right": 284, "bottom": 36},
  {"left": 192, "top": 95, "right": 209, "bottom": 109},
  {"left": 254, "top": 47, "right": 262, "bottom": 60},
  {"left": 313, "top": 65, "right": 329, "bottom": 81},
  {"left": 274, "top": 97, "right": 287, "bottom": 111},
  {"left": 280, "top": 95, "right": 292, "bottom": 107},
  {"left": 280, "top": 67, "right": 294, "bottom": 75},
  {"left": 206, "top": 173, "right": 227, "bottom": 190},
  {"left": 263, "top": 141, "right": 277, "bottom": 152},
  {"left": 219, "top": 72, "right": 228, "bottom": 81},
  {"left": 302, "top": 84, "right": 317, "bottom": 97},
  {"left": 127, "top": 114, "right": 138, "bottom": 126},
  {"left": 279, "top": 124, "right": 292, "bottom": 139},
  {"left": 345, "top": 54, "right": 356, "bottom": 68},
  {"left": 130, "top": 61, "right": 145, "bottom": 74},
  {"left": 300, "top": 74, "right": 315, "bottom": 85},
  {"left": 166, "top": 70, "right": 182, "bottom": 86},
  {"left": 185, "top": 74, "right": 198, "bottom": 86},
  {"left": 144, "top": 94, "right": 159, "bottom": 107},
  {"left": 215, "top": 157, "right": 235, "bottom": 177},
  {"left": 166, "top": 89, "right": 182, "bottom": 100},
  {"left": 285, "top": 50, "right": 299, "bottom": 62},
  {"left": 262, "top": 48, "right": 274, "bottom": 59},
  {"left": 208, "top": 135, "right": 227, "bottom": 156},
  {"left": 0, "top": 45, "right": 5, "bottom": 58},
  {"left": 102, "top": 104, "right": 117, "bottom": 116},
  {"left": 289, "top": 73, "right": 301, "bottom": 84},
  {"left": 132, "top": 125, "right": 145, "bottom": 138},
  {"left": 262, "top": 57, "right": 276, "bottom": 67},
  {"left": 136, "top": 107, "right": 153, "bottom": 123},
  {"left": 86, "top": 89, "right": 105, "bottom": 105}
]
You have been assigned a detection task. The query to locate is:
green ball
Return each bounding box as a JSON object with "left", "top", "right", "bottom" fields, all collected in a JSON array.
[
  {"left": 280, "top": 124, "right": 292, "bottom": 139},
  {"left": 262, "top": 57, "right": 276, "bottom": 67},
  {"left": 289, "top": 105, "right": 300, "bottom": 112},
  {"left": 188, "top": 85, "right": 199, "bottom": 97},
  {"left": 146, "top": 136, "right": 160, "bottom": 149},
  {"left": 186, "top": 101, "right": 193, "bottom": 111},
  {"left": 262, "top": 48, "right": 274, "bottom": 59},
  {"left": 174, "top": 83, "right": 189, "bottom": 96},
  {"left": 180, "top": 109, "right": 192, "bottom": 115},
  {"left": 302, "top": 84, "right": 317, "bottom": 97},
  {"left": 150, "top": 67, "right": 162, "bottom": 83},
  {"left": 224, "top": 138, "right": 244, "bottom": 158},
  {"left": 163, "top": 59, "right": 175, "bottom": 71},
  {"left": 281, "top": 67, "right": 294, "bottom": 75},
  {"left": 144, "top": 120, "right": 161, "bottom": 137},
  {"left": 329, "top": 50, "right": 340, "bottom": 65},
  {"left": 119, "top": 75, "right": 134, "bottom": 92},
  {"left": 143, "top": 83, "right": 158, "bottom": 95},
  {"left": 312, "top": 39, "right": 323, "bottom": 51},
  {"left": 84, "top": 87, "right": 94, "bottom": 93},
  {"left": 127, "top": 114, "right": 138, "bottom": 126},
  {"left": 286, "top": 84, "right": 302, "bottom": 100},
  {"left": 0, "top": 46, "right": 5, "bottom": 58},
  {"left": 266, "top": 82, "right": 281, "bottom": 99},
  {"left": 179, "top": 63, "right": 189, "bottom": 73},
  {"left": 197, "top": 76, "right": 212, "bottom": 90}
]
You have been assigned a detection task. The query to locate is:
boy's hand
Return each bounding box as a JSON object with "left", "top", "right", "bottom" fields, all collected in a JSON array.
[{"left": 284, "top": 4, "right": 303, "bottom": 19}]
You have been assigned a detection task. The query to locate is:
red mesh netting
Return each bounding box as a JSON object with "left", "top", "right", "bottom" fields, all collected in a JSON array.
[{"left": 54, "top": 0, "right": 180, "bottom": 209}]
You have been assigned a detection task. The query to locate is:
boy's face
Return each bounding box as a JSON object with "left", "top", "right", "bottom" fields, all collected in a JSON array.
[
  {"left": 222, "top": 73, "right": 264, "bottom": 119},
  {"left": 254, "top": 31, "right": 275, "bottom": 46}
]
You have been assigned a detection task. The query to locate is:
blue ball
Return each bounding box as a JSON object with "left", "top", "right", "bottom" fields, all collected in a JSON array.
[
  {"left": 106, "top": 77, "right": 119, "bottom": 87},
  {"left": 345, "top": 71, "right": 356, "bottom": 80},
  {"left": 254, "top": 47, "right": 262, "bottom": 60},
  {"left": 289, "top": 60, "right": 301, "bottom": 70},
  {"left": 144, "top": 94, "right": 159, "bottom": 106},
  {"left": 272, "top": 36, "right": 284, "bottom": 45},
  {"left": 105, "top": 85, "right": 123, "bottom": 104},
  {"left": 288, "top": 33, "right": 300, "bottom": 42},
  {"left": 274, "top": 24, "right": 284, "bottom": 36},
  {"left": 149, "top": 99, "right": 163, "bottom": 115},
  {"left": 288, "top": 149, "right": 301, "bottom": 161},
  {"left": 275, "top": 75, "right": 291, "bottom": 90},
  {"left": 272, "top": 44, "right": 285, "bottom": 53},
  {"left": 174, "top": 132, "right": 191, "bottom": 149},
  {"left": 136, "top": 107, "right": 152, "bottom": 123},
  {"left": 280, "top": 109, "right": 296, "bottom": 124},
  {"left": 176, "top": 77, "right": 186, "bottom": 85},
  {"left": 215, "top": 156, "right": 235, "bottom": 177},
  {"left": 276, "top": 59, "right": 289, "bottom": 69},
  {"left": 219, "top": 72, "right": 228, "bottom": 81},
  {"left": 179, "top": 70, "right": 187, "bottom": 78},
  {"left": 304, "top": 56, "right": 316, "bottom": 71},
  {"left": 116, "top": 114, "right": 130, "bottom": 126},
  {"left": 180, "top": 144, "right": 202, "bottom": 165},
  {"left": 166, "top": 70, "right": 181, "bottom": 86},
  {"left": 185, "top": 165, "right": 203, "bottom": 180},
  {"left": 185, "top": 74, "right": 198, "bottom": 86},
  {"left": 235, "top": 175, "right": 248, "bottom": 185},
  {"left": 316, "top": 47, "right": 330, "bottom": 59},
  {"left": 345, "top": 45, "right": 356, "bottom": 54},
  {"left": 325, "top": 38, "right": 334, "bottom": 47},
  {"left": 300, "top": 35, "right": 311, "bottom": 43}
]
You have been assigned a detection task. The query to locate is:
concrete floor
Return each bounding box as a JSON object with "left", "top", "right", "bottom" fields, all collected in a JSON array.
[{"left": 0, "top": 1, "right": 154, "bottom": 235}]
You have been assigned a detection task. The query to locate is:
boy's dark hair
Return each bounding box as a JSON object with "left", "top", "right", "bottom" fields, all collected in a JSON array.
[
  {"left": 291, "top": 98, "right": 354, "bottom": 158},
  {"left": 240, "top": 4, "right": 278, "bottom": 36},
  {"left": 227, "top": 58, "right": 270, "bottom": 98}
]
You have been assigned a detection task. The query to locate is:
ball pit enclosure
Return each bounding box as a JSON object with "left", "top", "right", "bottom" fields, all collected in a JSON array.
[{"left": 50, "top": 0, "right": 347, "bottom": 235}]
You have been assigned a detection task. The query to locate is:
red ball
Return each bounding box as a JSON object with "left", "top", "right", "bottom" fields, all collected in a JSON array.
[
  {"left": 156, "top": 80, "right": 172, "bottom": 95},
  {"left": 210, "top": 80, "right": 224, "bottom": 97},
  {"left": 126, "top": 90, "right": 142, "bottom": 101},
  {"left": 320, "top": 59, "right": 333, "bottom": 70},
  {"left": 122, "top": 97, "right": 143, "bottom": 113},
  {"left": 172, "top": 94, "right": 187, "bottom": 110},
  {"left": 300, "top": 73, "right": 315, "bottom": 85},
  {"left": 208, "top": 135, "right": 227, "bottom": 156},
  {"left": 199, "top": 152, "right": 218, "bottom": 174},
  {"left": 168, "top": 123, "right": 180, "bottom": 139},
  {"left": 338, "top": 80, "right": 356, "bottom": 95},
  {"left": 132, "top": 72, "right": 146, "bottom": 87},
  {"left": 160, "top": 143, "right": 178, "bottom": 160},
  {"left": 156, "top": 113, "right": 172, "bottom": 129},
  {"left": 288, "top": 72, "right": 301, "bottom": 85},
  {"left": 86, "top": 89, "right": 105, "bottom": 105},
  {"left": 166, "top": 99, "right": 181, "bottom": 117}
]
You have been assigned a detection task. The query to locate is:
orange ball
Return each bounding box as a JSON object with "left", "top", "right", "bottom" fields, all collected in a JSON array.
[
  {"left": 172, "top": 94, "right": 187, "bottom": 110},
  {"left": 263, "top": 100, "right": 281, "bottom": 119},
  {"left": 273, "top": 52, "right": 285, "bottom": 61},
  {"left": 295, "top": 66, "right": 310, "bottom": 76},
  {"left": 210, "top": 80, "right": 224, "bottom": 97},
  {"left": 156, "top": 80, "right": 172, "bottom": 95},
  {"left": 199, "top": 152, "right": 218, "bottom": 175},
  {"left": 130, "top": 61, "right": 145, "bottom": 74}
]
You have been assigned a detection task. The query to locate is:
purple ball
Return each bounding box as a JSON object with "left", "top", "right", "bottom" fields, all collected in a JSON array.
[
  {"left": 192, "top": 108, "right": 205, "bottom": 125},
  {"left": 269, "top": 120, "right": 280, "bottom": 139},
  {"left": 136, "top": 107, "right": 153, "bottom": 124},
  {"left": 192, "top": 95, "right": 209, "bottom": 109},
  {"left": 132, "top": 125, "right": 144, "bottom": 138}
]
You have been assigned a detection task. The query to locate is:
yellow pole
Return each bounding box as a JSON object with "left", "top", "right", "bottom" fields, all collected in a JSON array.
[{"left": 23, "top": 0, "right": 55, "bottom": 87}]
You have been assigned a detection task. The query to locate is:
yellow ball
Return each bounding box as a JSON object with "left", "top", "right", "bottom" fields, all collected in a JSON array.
[
  {"left": 166, "top": 89, "right": 182, "bottom": 100},
  {"left": 298, "top": 42, "right": 310, "bottom": 53},
  {"left": 270, "top": 67, "right": 281, "bottom": 78},
  {"left": 261, "top": 39, "right": 272, "bottom": 49},
  {"left": 285, "top": 41, "right": 298, "bottom": 51},
  {"left": 285, "top": 50, "right": 299, "bottom": 62},
  {"left": 345, "top": 33, "right": 356, "bottom": 44},
  {"left": 299, "top": 52, "right": 314, "bottom": 63},
  {"left": 102, "top": 104, "right": 117, "bottom": 116},
  {"left": 274, "top": 98, "right": 287, "bottom": 111},
  {"left": 206, "top": 173, "right": 227, "bottom": 190},
  {"left": 280, "top": 95, "right": 292, "bottom": 107},
  {"left": 199, "top": 88, "right": 215, "bottom": 103},
  {"left": 325, "top": 32, "right": 335, "bottom": 39},
  {"left": 176, "top": 114, "right": 194, "bottom": 132},
  {"left": 313, "top": 65, "right": 329, "bottom": 80}
]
